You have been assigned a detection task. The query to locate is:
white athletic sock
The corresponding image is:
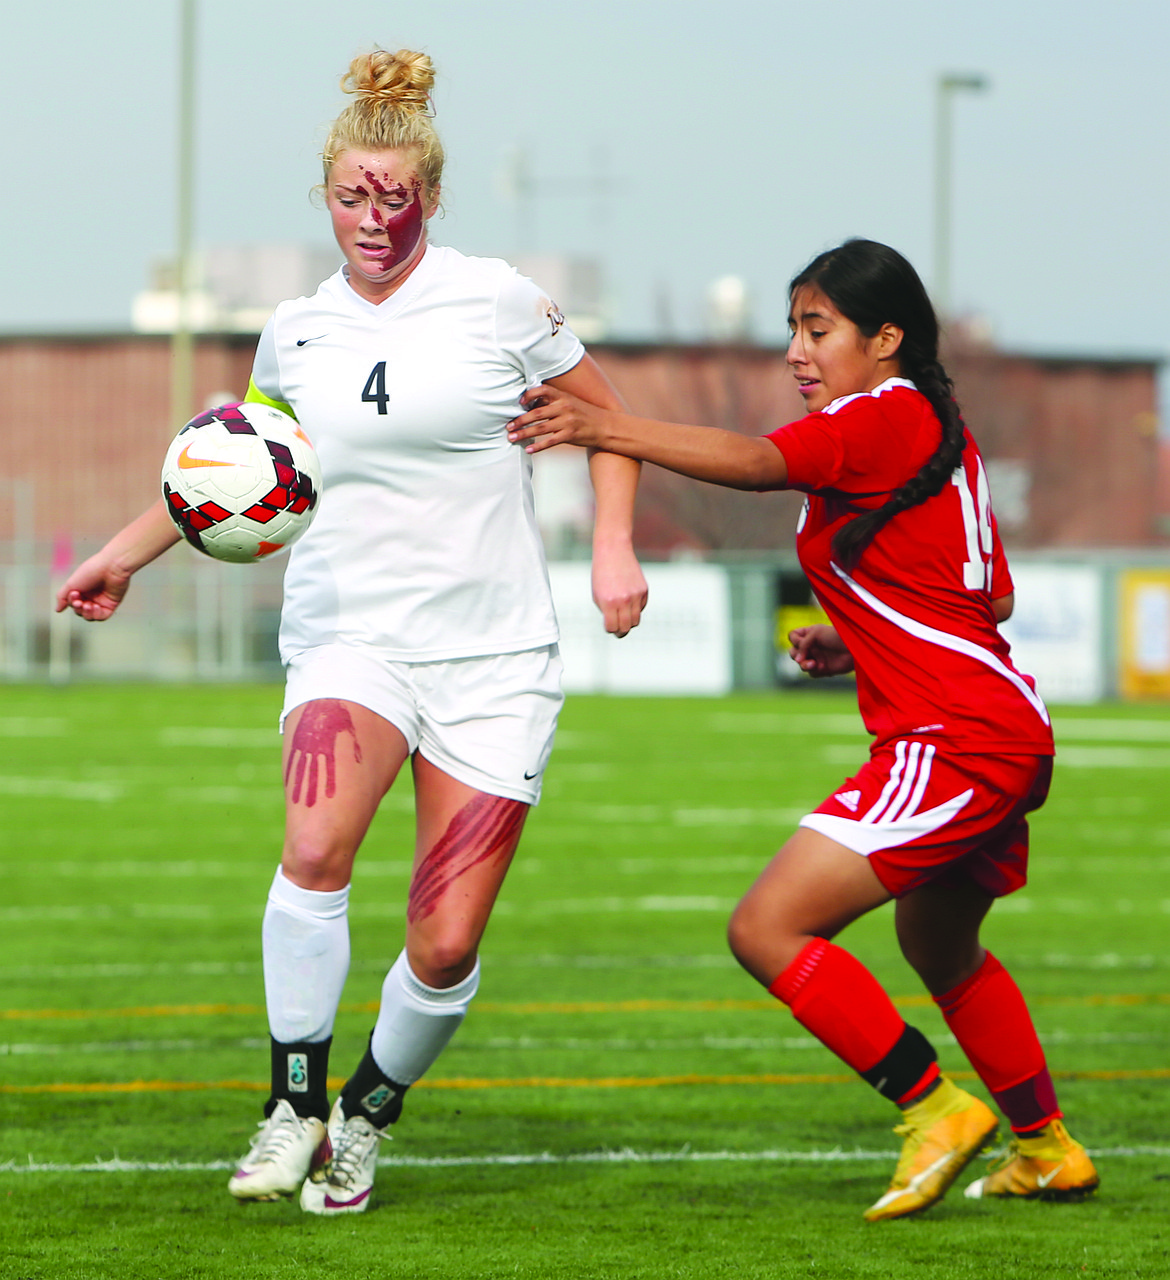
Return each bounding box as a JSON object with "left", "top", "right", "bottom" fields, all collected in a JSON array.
[
  {"left": 369, "top": 950, "right": 480, "bottom": 1084},
  {"left": 262, "top": 866, "right": 350, "bottom": 1044}
]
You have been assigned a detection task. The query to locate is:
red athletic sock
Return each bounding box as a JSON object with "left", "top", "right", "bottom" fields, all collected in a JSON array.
[
  {"left": 934, "top": 951, "right": 1061, "bottom": 1134},
  {"left": 769, "top": 938, "right": 937, "bottom": 1103}
]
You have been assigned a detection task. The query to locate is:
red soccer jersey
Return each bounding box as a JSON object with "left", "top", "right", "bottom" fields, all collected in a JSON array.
[{"left": 766, "top": 378, "right": 1053, "bottom": 756}]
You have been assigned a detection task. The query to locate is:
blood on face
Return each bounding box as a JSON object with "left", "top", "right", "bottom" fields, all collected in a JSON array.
[
  {"left": 357, "top": 170, "right": 426, "bottom": 268},
  {"left": 326, "top": 150, "right": 433, "bottom": 298}
]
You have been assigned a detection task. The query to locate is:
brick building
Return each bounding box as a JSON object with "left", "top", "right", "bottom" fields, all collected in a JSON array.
[{"left": 0, "top": 332, "right": 1162, "bottom": 553}]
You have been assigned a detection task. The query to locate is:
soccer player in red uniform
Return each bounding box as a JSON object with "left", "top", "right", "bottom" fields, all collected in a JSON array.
[{"left": 508, "top": 238, "right": 1099, "bottom": 1220}]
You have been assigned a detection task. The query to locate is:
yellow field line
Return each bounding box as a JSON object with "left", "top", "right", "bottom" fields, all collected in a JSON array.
[
  {"left": 4, "top": 1067, "right": 1169, "bottom": 1097},
  {"left": 5, "top": 993, "right": 1170, "bottom": 1022}
]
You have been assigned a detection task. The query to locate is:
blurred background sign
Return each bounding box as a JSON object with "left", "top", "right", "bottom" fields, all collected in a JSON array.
[{"left": 1119, "top": 568, "right": 1170, "bottom": 698}]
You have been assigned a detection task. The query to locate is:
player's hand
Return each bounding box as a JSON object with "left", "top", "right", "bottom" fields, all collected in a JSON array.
[
  {"left": 508, "top": 385, "right": 610, "bottom": 453},
  {"left": 55, "top": 556, "right": 132, "bottom": 621},
  {"left": 592, "top": 543, "right": 648, "bottom": 638},
  {"left": 788, "top": 625, "right": 854, "bottom": 678}
]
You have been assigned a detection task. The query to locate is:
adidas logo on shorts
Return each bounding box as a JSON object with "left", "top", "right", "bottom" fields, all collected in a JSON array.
[{"left": 834, "top": 789, "right": 862, "bottom": 812}]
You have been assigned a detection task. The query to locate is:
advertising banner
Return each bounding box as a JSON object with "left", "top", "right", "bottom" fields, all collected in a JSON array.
[
  {"left": 997, "top": 563, "right": 1104, "bottom": 704},
  {"left": 549, "top": 562, "right": 733, "bottom": 695},
  {"left": 1119, "top": 568, "right": 1170, "bottom": 699}
]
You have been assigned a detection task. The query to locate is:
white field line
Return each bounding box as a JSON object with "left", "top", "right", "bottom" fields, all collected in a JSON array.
[
  {"left": 157, "top": 728, "right": 280, "bottom": 748},
  {"left": 1054, "top": 719, "right": 1170, "bottom": 741},
  {"left": 0, "top": 718, "right": 68, "bottom": 736},
  {"left": 14, "top": 852, "right": 1170, "bottom": 881},
  {"left": 9, "top": 895, "right": 1170, "bottom": 924},
  {"left": 4, "top": 1145, "right": 1168, "bottom": 1176},
  {"left": 3, "top": 951, "right": 1170, "bottom": 983},
  {"left": 0, "top": 776, "right": 125, "bottom": 802},
  {"left": 11, "top": 854, "right": 1170, "bottom": 892}
]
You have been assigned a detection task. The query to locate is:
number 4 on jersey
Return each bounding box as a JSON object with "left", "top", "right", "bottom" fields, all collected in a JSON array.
[
  {"left": 362, "top": 361, "right": 389, "bottom": 415},
  {"left": 952, "top": 458, "right": 993, "bottom": 591}
]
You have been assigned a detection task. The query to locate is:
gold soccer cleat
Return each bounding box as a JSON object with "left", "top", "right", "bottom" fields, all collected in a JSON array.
[
  {"left": 864, "top": 1079, "right": 999, "bottom": 1222},
  {"left": 964, "top": 1119, "right": 1099, "bottom": 1201}
]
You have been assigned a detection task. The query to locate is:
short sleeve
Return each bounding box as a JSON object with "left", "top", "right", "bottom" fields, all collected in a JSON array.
[
  {"left": 245, "top": 319, "right": 295, "bottom": 418},
  {"left": 767, "top": 391, "right": 931, "bottom": 497},
  {"left": 766, "top": 412, "right": 847, "bottom": 490},
  {"left": 248, "top": 320, "right": 282, "bottom": 403},
  {"left": 495, "top": 269, "right": 585, "bottom": 384}
]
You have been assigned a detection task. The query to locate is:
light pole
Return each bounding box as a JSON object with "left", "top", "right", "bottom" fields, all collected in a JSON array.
[
  {"left": 170, "top": 0, "right": 197, "bottom": 433},
  {"left": 933, "top": 72, "right": 988, "bottom": 320}
]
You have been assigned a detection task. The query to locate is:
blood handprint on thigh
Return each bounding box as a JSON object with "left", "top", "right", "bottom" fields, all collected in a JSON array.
[
  {"left": 284, "top": 699, "right": 364, "bottom": 807},
  {"left": 407, "top": 792, "right": 527, "bottom": 924}
]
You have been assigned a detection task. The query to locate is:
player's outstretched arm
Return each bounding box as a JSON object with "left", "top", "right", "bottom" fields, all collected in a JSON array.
[
  {"left": 543, "top": 357, "right": 649, "bottom": 638},
  {"left": 788, "top": 624, "right": 855, "bottom": 678},
  {"left": 56, "top": 499, "right": 182, "bottom": 621},
  {"left": 508, "top": 383, "right": 788, "bottom": 492}
]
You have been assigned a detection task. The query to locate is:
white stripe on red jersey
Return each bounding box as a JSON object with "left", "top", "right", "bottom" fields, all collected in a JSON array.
[{"left": 767, "top": 379, "right": 1054, "bottom": 757}]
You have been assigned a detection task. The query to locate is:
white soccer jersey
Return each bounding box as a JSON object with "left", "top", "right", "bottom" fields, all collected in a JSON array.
[{"left": 248, "top": 246, "right": 584, "bottom": 663}]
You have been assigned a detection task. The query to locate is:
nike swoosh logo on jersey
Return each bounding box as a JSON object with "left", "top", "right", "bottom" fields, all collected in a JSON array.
[
  {"left": 523, "top": 769, "right": 540, "bottom": 780},
  {"left": 1036, "top": 1162, "right": 1067, "bottom": 1189},
  {"left": 177, "top": 444, "right": 234, "bottom": 469},
  {"left": 296, "top": 334, "right": 328, "bottom": 346}
]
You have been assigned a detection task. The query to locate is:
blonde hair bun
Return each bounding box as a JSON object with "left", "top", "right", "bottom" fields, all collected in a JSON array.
[
  {"left": 341, "top": 49, "right": 435, "bottom": 114},
  {"left": 321, "top": 47, "right": 445, "bottom": 194}
]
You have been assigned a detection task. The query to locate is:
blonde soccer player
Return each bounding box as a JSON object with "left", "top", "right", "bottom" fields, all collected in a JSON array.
[{"left": 58, "top": 47, "right": 647, "bottom": 1215}]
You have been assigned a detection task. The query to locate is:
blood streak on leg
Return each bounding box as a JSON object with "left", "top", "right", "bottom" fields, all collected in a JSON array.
[
  {"left": 408, "top": 793, "right": 527, "bottom": 924},
  {"left": 284, "top": 700, "right": 363, "bottom": 808}
]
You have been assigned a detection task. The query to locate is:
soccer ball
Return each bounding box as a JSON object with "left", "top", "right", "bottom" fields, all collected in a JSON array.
[{"left": 161, "top": 402, "right": 321, "bottom": 563}]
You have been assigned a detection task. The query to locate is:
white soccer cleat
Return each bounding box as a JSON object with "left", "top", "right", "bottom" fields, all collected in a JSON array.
[
  {"left": 227, "top": 1099, "right": 330, "bottom": 1202},
  {"left": 299, "top": 1098, "right": 388, "bottom": 1215}
]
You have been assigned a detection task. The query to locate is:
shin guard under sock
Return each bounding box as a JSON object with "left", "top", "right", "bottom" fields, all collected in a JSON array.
[
  {"left": 262, "top": 867, "right": 350, "bottom": 1044},
  {"left": 369, "top": 951, "right": 480, "bottom": 1087},
  {"left": 267, "top": 1035, "right": 331, "bottom": 1121},
  {"left": 339, "top": 952, "right": 481, "bottom": 1128},
  {"left": 934, "top": 951, "right": 1060, "bottom": 1133},
  {"left": 769, "top": 938, "right": 938, "bottom": 1104},
  {"left": 338, "top": 1037, "right": 410, "bottom": 1129}
]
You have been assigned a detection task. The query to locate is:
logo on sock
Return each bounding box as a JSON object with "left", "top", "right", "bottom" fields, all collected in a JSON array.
[
  {"left": 361, "top": 1084, "right": 392, "bottom": 1113},
  {"left": 287, "top": 1052, "right": 309, "bottom": 1093},
  {"left": 835, "top": 789, "right": 861, "bottom": 812}
]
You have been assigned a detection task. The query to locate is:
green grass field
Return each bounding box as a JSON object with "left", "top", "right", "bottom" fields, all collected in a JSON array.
[{"left": 2, "top": 684, "right": 1169, "bottom": 1278}]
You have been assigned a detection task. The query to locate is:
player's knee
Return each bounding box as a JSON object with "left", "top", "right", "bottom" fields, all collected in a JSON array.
[
  {"left": 280, "top": 831, "right": 354, "bottom": 890},
  {"left": 409, "top": 930, "right": 478, "bottom": 988},
  {"left": 727, "top": 898, "right": 767, "bottom": 971},
  {"left": 902, "top": 940, "right": 982, "bottom": 997}
]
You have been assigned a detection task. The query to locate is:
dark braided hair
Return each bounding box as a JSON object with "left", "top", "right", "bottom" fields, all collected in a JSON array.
[{"left": 790, "top": 239, "right": 966, "bottom": 571}]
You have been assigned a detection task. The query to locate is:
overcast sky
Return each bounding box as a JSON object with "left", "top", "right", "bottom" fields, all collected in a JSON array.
[{"left": 4, "top": 0, "right": 1167, "bottom": 359}]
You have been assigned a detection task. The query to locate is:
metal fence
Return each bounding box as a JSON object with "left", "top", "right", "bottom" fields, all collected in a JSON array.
[{"left": 2, "top": 535, "right": 287, "bottom": 683}]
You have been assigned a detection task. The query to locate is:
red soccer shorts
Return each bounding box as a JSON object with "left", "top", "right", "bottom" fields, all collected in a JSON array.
[{"left": 799, "top": 739, "right": 1053, "bottom": 899}]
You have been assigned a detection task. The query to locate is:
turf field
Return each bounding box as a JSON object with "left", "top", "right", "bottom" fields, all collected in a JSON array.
[{"left": 2, "top": 684, "right": 1168, "bottom": 1278}]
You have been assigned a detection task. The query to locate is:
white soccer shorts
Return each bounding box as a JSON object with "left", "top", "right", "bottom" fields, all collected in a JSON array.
[{"left": 282, "top": 641, "right": 564, "bottom": 804}]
